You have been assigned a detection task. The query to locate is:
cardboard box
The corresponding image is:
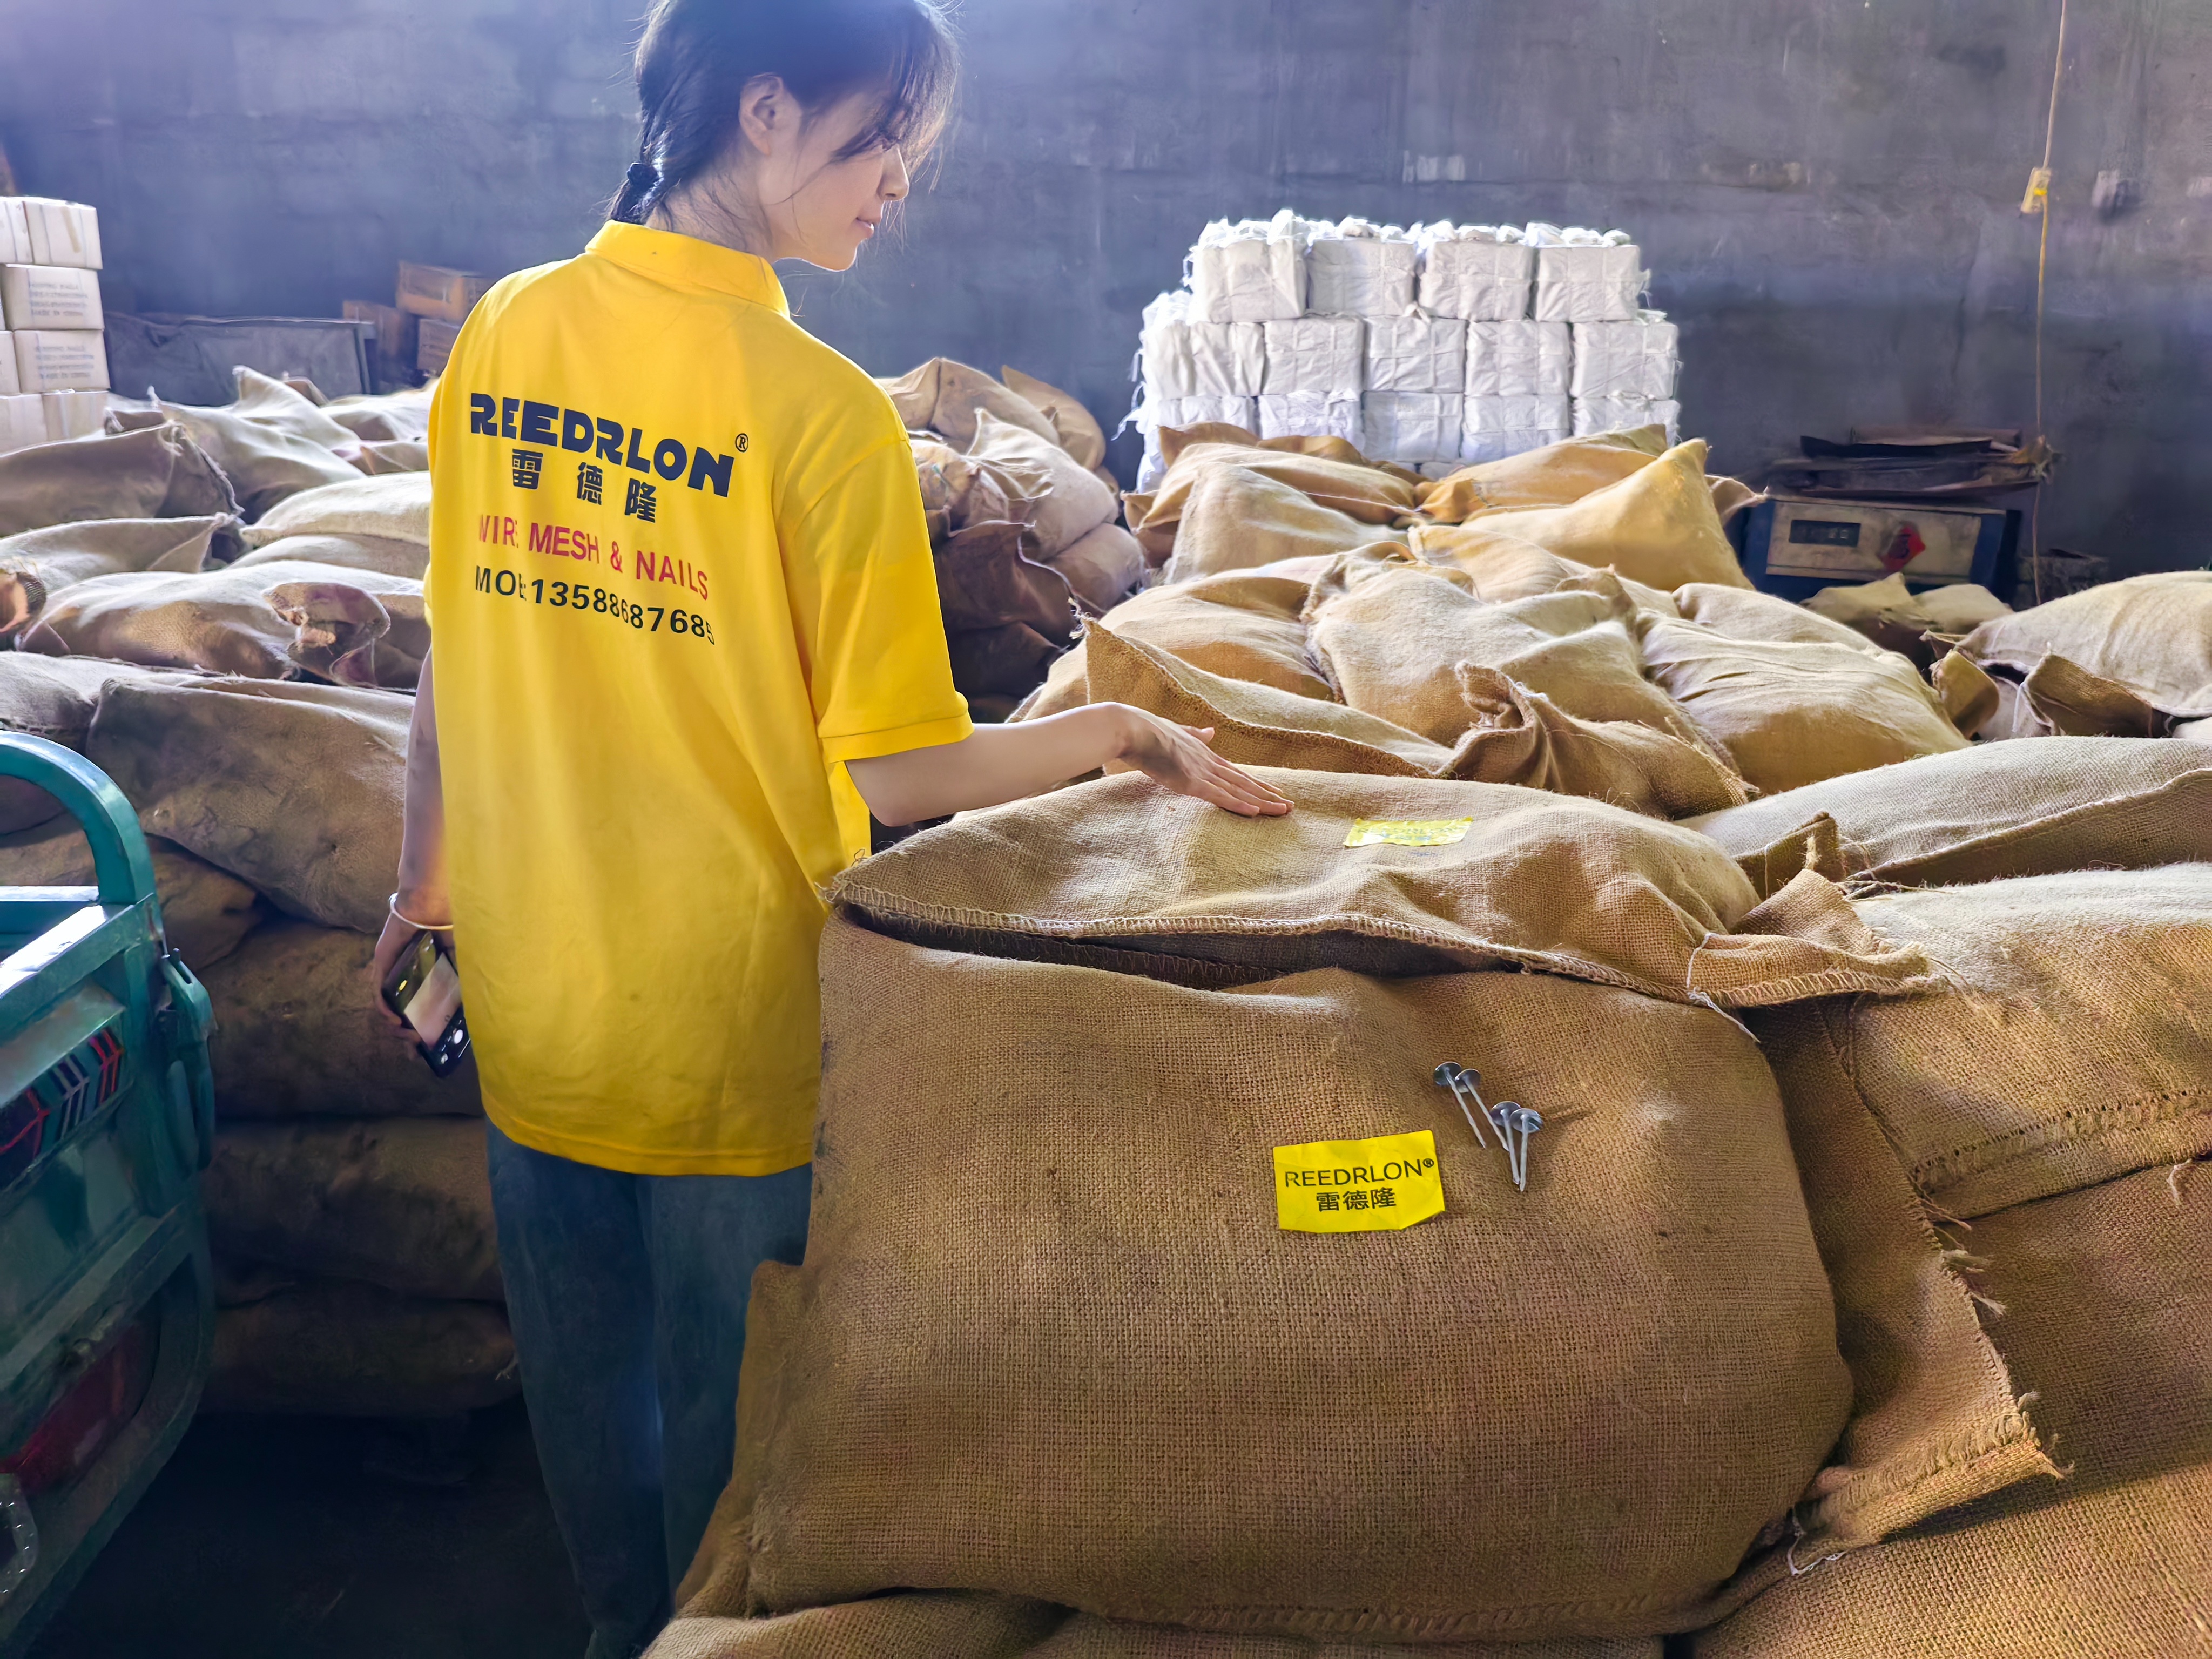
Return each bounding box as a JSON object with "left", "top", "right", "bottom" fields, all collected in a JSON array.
[
  {"left": 19, "top": 199, "right": 99, "bottom": 270},
  {"left": 344, "top": 297, "right": 416, "bottom": 361},
  {"left": 1, "top": 264, "right": 102, "bottom": 332},
  {"left": 41, "top": 387, "right": 105, "bottom": 442},
  {"left": 0, "top": 332, "right": 17, "bottom": 397},
  {"left": 13, "top": 329, "right": 110, "bottom": 392},
  {"left": 396, "top": 261, "right": 492, "bottom": 322},
  {"left": 416, "top": 316, "right": 461, "bottom": 376},
  {"left": 0, "top": 201, "right": 27, "bottom": 267},
  {"left": 0, "top": 393, "right": 48, "bottom": 454}
]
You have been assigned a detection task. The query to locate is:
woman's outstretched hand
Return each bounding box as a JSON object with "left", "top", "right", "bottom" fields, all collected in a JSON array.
[
  {"left": 1102, "top": 708, "right": 1293, "bottom": 818},
  {"left": 848, "top": 702, "right": 1294, "bottom": 826}
]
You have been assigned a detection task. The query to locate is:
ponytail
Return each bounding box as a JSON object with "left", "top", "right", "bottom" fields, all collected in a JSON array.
[{"left": 611, "top": 0, "right": 959, "bottom": 227}]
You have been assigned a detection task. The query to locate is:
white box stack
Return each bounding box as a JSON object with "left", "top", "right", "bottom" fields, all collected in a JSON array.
[
  {"left": 1305, "top": 222, "right": 1418, "bottom": 319},
  {"left": 1528, "top": 224, "right": 1642, "bottom": 322},
  {"left": 1188, "top": 211, "right": 1309, "bottom": 325},
  {"left": 12, "top": 332, "right": 109, "bottom": 395},
  {"left": 0, "top": 195, "right": 109, "bottom": 455},
  {"left": 0, "top": 396, "right": 45, "bottom": 452},
  {"left": 1463, "top": 395, "right": 1572, "bottom": 464},
  {"left": 1260, "top": 316, "right": 1364, "bottom": 399},
  {"left": 1418, "top": 227, "right": 1535, "bottom": 322},
  {"left": 1257, "top": 392, "right": 1361, "bottom": 448},
  {"left": 1568, "top": 311, "right": 1681, "bottom": 444},
  {"left": 1131, "top": 211, "right": 1679, "bottom": 478},
  {"left": 1186, "top": 321, "right": 1265, "bottom": 400}
]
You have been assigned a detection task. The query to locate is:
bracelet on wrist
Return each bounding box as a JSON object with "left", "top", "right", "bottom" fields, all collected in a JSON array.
[{"left": 389, "top": 893, "right": 454, "bottom": 933}]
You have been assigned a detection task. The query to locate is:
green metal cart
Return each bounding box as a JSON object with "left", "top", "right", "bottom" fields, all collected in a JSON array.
[{"left": 0, "top": 734, "right": 216, "bottom": 1654}]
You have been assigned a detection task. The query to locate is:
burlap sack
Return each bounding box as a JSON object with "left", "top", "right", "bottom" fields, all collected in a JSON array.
[
  {"left": 1084, "top": 568, "right": 1333, "bottom": 701},
  {"left": 936, "top": 522, "right": 1080, "bottom": 644},
  {"left": 1748, "top": 999, "right": 2049, "bottom": 1555},
  {"left": 88, "top": 677, "right": 409, "bottom": 933},
  {"left": 0, "top": 423, "right": 236, "bottom": 536},
  {"left": 1048, "top": 522, "right": 1146, "bottom": 613},
  {"left": 1417, "top": 428, "right": 1666, "bottom": 521},
  {"left": 831, "top": 767, "right": 1932, "bottom": 1007},
  {"left": 1448, "top": 666, "right": 1750, "bottom": 818},
  {"left": 727, "top": 919, "right": 1854, "bottom": 1640},
  {"left": 1003, "top": 366, "right": 1109, "bottom": 470},
  {"left": 2004, "top": 651, "right": 2167, "bottom": 738},
  {"left": 1690, "top": 1166, "right": 2211, "bottom": 1658},
  {"left": 653, "top": 1602, "right": 1658, "bottom": 1659},
  {"left": 201, "top": 918, "right": 483, "bottom": 1118},
  {"left": 1637, "top": 616, "right": 1969, "bottom": 793},
  {"left": 1671, "top": 584, "right": 1891, "bottom": 654},
  {"left": 1959, "top": 571, "right": 2212, "bottom": 717},
  {"left": 1029, "top": 1618, "right": 1665, "bottom": 1658},
  {"left": 1698, "top": 1467, "right": 2211, "bottom": 1658},
  {"left": 1082, "top": 623, "right": 1459, "bottom": 775},
  {"left": 919, "top": 437, "right": 1050, "bottom": 542},
  {"left": 1029, "top": 1622, "right": 1662, "bottom": 1658},
  {"left": 227, "top": 367, "right": 365, "bottom": 456},
  {"left": 203, "top": 1118, "right": 500, "bottom": 1301},
  {"left": 0, "top": 655, "right": 203, "bottom": 832},
  {"left": 1687, "top": 737, "right": 2212, "bottom": 892},
  {"left": 1927, "top": 650, "right": 1999, "bottom": 738},
  {"left": 353, "top": 437, "right": 430, "bottom": 475},
  {"left": 1409, "top": 524, "right": 1678, "bottom": 615},
  {"left": 970, "top": 413, "right": 1121, "bottom": 558},
  {"left": 651, "top": 1599, "right": 1064, "bottom": 1658},
  {"left": 1461, "top": 443, "right": 1754, "bottom": 592},
  {"left": 1159, "top": 467, "right": 1402, "bottom": 582},
  {"left": 227, "top": 531, "right": 429, "bottom": 579},
  {"left": 158, "top": 396, "right": 363, "bottom": 520},
  {"left": 1305, "top": 555, "right": 1709, "bottom": 746},
  {"left": 948, "top": 623, "right": 1064, "bottom": 703},
  {"left": 1008, "top": 641, "right": 1092, "bottom": 720},
  {"left": 239, "top": 471, "right": 432, "bottom": 549},
  {"left": 322, "top": 387, "right": 435, "bottom": 444},
  {"left": 880, "top": 359, "right": 1062, "bottom": 449},
  {"left": 0, "top": 515, "right": 238, "bottom": 627},
  {"left": 203, "top": 1278, "right": 517, "bottom": 1416},
  {"left": 1135, "top": 442, "right": 1420, "bottom": 548},
  {"left": 0, "top": 824, "right": 262, "bottom": 968},
  {"left": 21, "top": 559, "right": 426, "bottom": 687},
  {"left": 1760, "top": 867, "right": 2212, "bottom": 1220}
]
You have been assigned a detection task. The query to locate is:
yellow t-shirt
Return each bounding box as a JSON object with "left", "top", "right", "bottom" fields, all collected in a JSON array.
[{"left": 424, "top": 222, "right": 970, "bottom": 1176}]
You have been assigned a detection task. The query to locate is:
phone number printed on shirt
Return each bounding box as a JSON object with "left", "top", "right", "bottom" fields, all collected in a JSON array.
[{"left": 473, "top": 564, "right": 717, "bottom": 645}]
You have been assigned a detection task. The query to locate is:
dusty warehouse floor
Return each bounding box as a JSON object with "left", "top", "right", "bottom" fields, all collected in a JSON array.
[{"left": 28, "top": 1405, "right": 586, "bottom": 1658}]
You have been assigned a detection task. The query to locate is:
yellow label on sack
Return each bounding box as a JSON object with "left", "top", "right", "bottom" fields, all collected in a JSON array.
[
  {"left": 1345, "top": 817, "right": 1476, "bottom": 848},
  {"left": 1273, "top": 1131, "right": 1445, "bottom": 1233}
]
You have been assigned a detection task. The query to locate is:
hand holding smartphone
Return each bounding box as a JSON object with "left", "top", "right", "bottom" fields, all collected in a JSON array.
[{"left": 381, "top": 930, "right": 472, "bottom": 1077}]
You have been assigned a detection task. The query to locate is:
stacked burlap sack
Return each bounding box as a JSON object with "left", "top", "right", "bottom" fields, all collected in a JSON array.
[
  {"left": 879, "top": 359, "right": 1144, "bottom": 720},
  {"left": 1682, "top": 838, "right": 2212, "bottom": 1655},
  {"left": 652, "top": 761, "right": 2175, "bottom": 1655},
  {"left": 651, "top": 810, "right": 2212, "bottom": 1654},
  {"left": 0, "top": 377, "right": 510, "bottom": 1419},
  {"left": 1034, "top": 422, "right": 1982, "bottom": 814},
  {"left": 646, "top": 408, "right": 2210, "bottom": 1653}
]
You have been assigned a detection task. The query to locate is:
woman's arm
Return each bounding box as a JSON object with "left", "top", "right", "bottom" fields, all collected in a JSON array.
[
  {"left": 370, "top": 649, "right": 455, "bottom": 996},
  {"left": 847, "top": 704, "right": 1291, "bottom": 826}
]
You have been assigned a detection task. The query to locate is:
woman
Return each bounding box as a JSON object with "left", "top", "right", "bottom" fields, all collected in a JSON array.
[{"left": 375, "top": 3, "right": 1290, "bottom": 1654}]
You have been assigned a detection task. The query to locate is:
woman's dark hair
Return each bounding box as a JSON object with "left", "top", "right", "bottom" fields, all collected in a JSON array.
[{"left": 611, "top": 0, "right": 959, "bottom": 226}]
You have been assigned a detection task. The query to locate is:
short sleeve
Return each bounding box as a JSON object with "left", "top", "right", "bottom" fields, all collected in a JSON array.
[
  {"left": 787, "top": 428, "right": 972, "bottom": 765},
  {"left": 420, "top": 375, "right": 452, "bottom": 629}
]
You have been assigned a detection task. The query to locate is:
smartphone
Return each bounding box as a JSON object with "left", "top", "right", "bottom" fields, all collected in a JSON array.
[{"left": 381, "top": 930, "right": 471, "bottom": 1077}]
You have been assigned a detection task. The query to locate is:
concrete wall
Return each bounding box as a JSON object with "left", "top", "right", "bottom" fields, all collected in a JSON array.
[{"left": 3, "top": 0, "right": 2208, "bottom": 574}]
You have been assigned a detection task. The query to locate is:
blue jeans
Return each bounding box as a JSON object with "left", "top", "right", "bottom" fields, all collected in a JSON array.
[{"left": 485, "top": 1124, "right": 812, "bottom": 1659}]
